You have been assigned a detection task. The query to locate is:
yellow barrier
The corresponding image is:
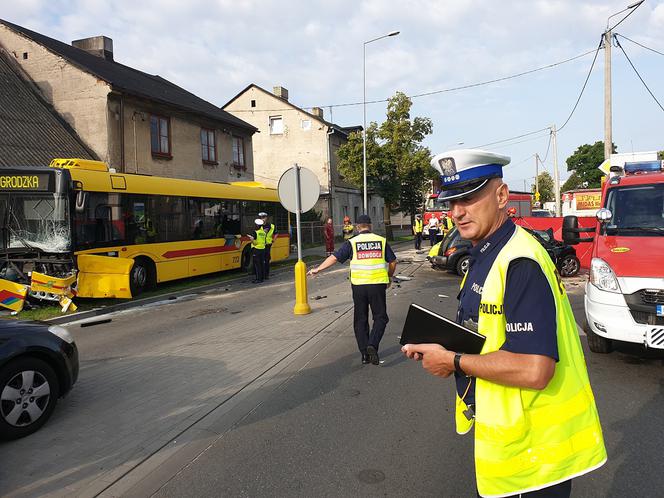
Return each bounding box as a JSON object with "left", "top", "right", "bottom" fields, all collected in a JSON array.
[{"left": 76, "top": 254, "right": 134, "bottom": 299}]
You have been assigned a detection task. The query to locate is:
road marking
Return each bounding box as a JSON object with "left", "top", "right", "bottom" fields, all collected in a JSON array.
[{"left": 438, "top": 294, "right": 448, "bottom": 298}]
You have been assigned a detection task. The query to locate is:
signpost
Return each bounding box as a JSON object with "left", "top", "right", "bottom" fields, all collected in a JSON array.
[{"left": 278, "top": 164, "right": 320, "bottom": 315}]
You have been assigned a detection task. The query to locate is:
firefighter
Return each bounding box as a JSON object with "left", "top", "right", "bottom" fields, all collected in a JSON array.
[{"left": 342, "top": 216, "right": 354, "bottom": 240}]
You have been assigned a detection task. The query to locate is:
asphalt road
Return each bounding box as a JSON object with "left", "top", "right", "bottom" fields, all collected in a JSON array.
[{"left": 1, "top": 245, "right": 663, "bottom": 497}]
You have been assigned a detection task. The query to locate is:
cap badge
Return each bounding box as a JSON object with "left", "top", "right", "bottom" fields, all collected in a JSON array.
[{"left": 440, "top": 157, "right": 457, "bottom": 177}]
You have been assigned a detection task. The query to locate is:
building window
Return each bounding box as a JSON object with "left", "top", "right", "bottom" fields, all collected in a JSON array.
[
  {"left": 301, "top": 119, "right": 311, "bottom": 131},
  {"left": 269, "top": 116, "right": 283, "bottom": 135},
  {"left": 232, "top": 136, "right": 245, "bottom": 168},
  {"left": 200, "top": 128, "right": 217, "bottom": 164},
  {"left": 250, "top": 99, "right": 256, "bottom": 108},
  {"left": 354, "top": 206, "right": 359, "bottom": 222},
  {"left": 150, "top": 115, "right": 171, "bottom": 157}
]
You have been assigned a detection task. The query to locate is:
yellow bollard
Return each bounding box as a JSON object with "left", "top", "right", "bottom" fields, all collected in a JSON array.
[{"left": 293, "top": 259, "right": 311, "bottom": 315}]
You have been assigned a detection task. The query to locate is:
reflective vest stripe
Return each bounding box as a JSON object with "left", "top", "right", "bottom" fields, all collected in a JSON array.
[{"left": 349, "top": 263, "right": 388, "bottom": 270}]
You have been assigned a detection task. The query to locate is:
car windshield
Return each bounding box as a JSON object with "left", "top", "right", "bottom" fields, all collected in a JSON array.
[
  {"left": 425, "top": 197, "right": 449, "bottom": 212},
  {"left": 605, "top": 184, "right": 664, "bottom": 236},
  {"left": 0, "top": 193, "right": 71, "bottom": 252}
]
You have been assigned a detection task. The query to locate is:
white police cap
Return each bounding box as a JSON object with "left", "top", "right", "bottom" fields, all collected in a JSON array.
[
  {"left": 254, "top": 218, "right": 264, "bottom": 225},
  {"left": 432, "top": 149, "right": 510, "bottom": 201},
  {"left": 258, "top": 212, "right": 268, "bottom": 217}
]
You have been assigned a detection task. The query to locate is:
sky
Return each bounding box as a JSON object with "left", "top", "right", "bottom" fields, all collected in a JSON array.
[{"left": 4, "top": 0, "right": 664, "bottom": 191}]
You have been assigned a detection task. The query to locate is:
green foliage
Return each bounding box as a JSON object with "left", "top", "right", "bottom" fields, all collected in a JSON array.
[
  {"left": 300, "top": 208, "right": 323, "bottom": 222},
  {"left": 565, "top": 141, "right": 616, "bottom": 188},
  {"left": 658, "top": 150, "right": 664, "bottom": 160},
  {"left": 337, "top": 92, "right": 435, "bottom": 216},
  {"left": 531, "top": 171, "right": 554, "bottom": 203},
  {"left": 561, "top": 172, "right": 583, "bottom": 192}
]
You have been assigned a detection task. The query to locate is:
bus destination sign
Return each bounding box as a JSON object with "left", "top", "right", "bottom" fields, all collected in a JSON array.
[{"left": 0, "top": 173, "right": 52, "bottom": 191}]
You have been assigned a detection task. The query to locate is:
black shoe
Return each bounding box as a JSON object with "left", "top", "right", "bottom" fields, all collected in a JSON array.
[
  {"left": 251, "top": 279, "right": 258, "bottom": 283},
  {"left": 361, "top": 353, "right": 370, "bottom": 364},
  {"left": 367, "top": 345, "right": 379, "bottom": 365}
]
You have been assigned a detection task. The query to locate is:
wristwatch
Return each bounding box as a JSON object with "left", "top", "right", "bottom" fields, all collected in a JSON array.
[{"left": 454, "top": 353, "right": 467, "bottom": 377}]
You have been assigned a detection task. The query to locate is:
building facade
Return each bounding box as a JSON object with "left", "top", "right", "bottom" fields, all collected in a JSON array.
[
  {"left": 0, "top": 20, "right": 256, "bottom": 182},
  {"left": 223, "top": 84, "right": 384, "bottom": 229}
]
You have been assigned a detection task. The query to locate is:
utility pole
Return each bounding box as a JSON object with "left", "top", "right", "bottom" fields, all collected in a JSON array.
[
  {"left": 604, "top": 29, "right": 613, "bottom": 161},
  {"left": 551, "top": 125, "right": 561, "bottom": 216},
  {"left": 535, "top": 154, "right": 540, "bottom": 194}
]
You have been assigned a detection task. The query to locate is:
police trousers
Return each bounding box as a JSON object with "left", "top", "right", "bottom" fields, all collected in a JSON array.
[
  {"left": 252, "top": 248, "right": 265, "bottom": 282},
  {"left": 351, "top": 283, "right": 389, "bottom": 353},
  {"left": 263, "top": 244, "right": 272, "bottom": 277}
]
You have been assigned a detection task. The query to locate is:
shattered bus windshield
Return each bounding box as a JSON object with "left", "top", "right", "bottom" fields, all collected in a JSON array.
[{"left": 2, "top": 193, "right": 70, "bottom": 252}]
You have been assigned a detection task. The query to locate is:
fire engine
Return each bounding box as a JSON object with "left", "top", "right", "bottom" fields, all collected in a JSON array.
[
  {"left": 422, "top": 193, "right": 450, "bottom": 240},
  {"left": 563, "top": 159, "right": 664, "bottom": 353}
]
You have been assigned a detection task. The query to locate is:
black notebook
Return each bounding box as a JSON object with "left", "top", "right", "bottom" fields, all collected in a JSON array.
[{"left": 400, "top": 303, "right": 486, "bottom": 354}]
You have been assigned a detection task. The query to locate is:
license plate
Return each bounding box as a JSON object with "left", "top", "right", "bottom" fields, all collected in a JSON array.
[{"left": 657, "top": 304, "right": 664, "bottom": 317}]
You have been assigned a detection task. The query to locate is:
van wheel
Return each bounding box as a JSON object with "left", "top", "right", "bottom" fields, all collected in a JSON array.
[
  {"left": 130, "top": 257, "right": 155, "bottom": 296},
  {"left": 241, "top": 247, "right": 253, "bottom": 274},
  {"left": 559, "top": 255, "right": 580, "bottom": 277},
  {"left": 584, "top": 320, "right": 612, "bottom": 354}
]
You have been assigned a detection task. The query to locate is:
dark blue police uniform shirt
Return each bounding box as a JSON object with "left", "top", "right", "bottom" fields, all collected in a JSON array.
[
  {"left": 455, "top": 219, "right": 558, "bottom": 405},
  {"left": 334, "top": 230, "right": 397, "bottom": 264}
]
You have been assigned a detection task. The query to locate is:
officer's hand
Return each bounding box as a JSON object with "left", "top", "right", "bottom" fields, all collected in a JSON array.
[
  {"left": 402, "top": 343, "right": 454, "bottom": 377},
  {"left": 307, "top": 267, "right": 319, "bottom": 276}
]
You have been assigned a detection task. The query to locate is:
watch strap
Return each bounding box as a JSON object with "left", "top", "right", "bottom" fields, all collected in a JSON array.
[{"left": 454, "top": 353, "right": 467, "bottom": 376}]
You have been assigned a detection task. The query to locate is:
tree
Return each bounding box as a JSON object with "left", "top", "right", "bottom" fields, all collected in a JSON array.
[
  {"left": 565, "top": 141, "right": 616, "bottom": 188},
  {"left": 658, "top": 150, "right": 664, "bottom": 160},
  {"left": 531, "top": 171, "right": 554, "bottom": 203},
  {"left": 337, "top": 92, "right": 436, "bottom": 239},
  {"left": 561, "top": 172, "right": 583, "bottom": 192}
]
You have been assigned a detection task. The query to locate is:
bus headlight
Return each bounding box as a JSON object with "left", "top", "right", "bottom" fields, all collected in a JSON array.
[{"left": 590, "top": 258, "right": 621, "bottom": 293}]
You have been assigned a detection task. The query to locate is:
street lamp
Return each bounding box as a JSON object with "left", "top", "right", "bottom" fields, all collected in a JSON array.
[
  {"left": 603, "top": 0, "right": 645, "bottom": 160},
  {"left": 444, "top": 141, "right": 464, "bottom": 149},
  {"left": 363, "top": 30, "right": 400, "bottom": 214}
]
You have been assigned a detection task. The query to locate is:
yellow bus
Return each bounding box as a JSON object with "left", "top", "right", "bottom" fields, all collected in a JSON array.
[{"left": 0, "top": 159, "right": 290, "bottom": 298}]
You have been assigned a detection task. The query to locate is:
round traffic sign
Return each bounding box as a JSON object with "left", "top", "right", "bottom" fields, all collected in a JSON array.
[{"left": 278, "top": 166, "right": 320, "bottom": 213}]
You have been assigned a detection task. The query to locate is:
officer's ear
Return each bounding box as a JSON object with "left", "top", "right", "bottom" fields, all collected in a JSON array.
[{"left": 495, "top": 181, "right": 509, "bottom": 209}]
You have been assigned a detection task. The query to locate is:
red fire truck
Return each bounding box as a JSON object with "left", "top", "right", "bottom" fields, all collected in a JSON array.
[
  {"left": 563, "top": 160, "right": 664, "bottom": 354},
  {"left": 422, "top": 193, "right": 449, "bottom": 240}
]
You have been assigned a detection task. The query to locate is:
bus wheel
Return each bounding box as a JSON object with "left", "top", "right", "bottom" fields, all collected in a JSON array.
[
  {"left": 130, "top": 257, "right": 155, "bottom": 296},
  {"left": 241, "top": 247, "right": 253, "bottom": 274}
]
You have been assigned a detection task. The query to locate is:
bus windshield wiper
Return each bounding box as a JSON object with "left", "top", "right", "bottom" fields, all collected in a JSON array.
[{"left": 616, "top": 226, "right": 664, "bottom": 234}]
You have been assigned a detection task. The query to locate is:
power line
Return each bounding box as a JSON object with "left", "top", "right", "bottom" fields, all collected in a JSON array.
[
  {"left": 606, "top": 1, "right": 645, "bottom": 33},
  {"left": 484, "top": 132, "right": 552, "bottom": 150},
  {"left": 472, "top": 128, "right": 550, "bottom": 149},
  {"left": 228, "top": 47, "right": 598, "bottom": 113},
  {"left": 615, "top": 37, "right": 664, "bottom": 113},
  {"left": 615, "top": 33, "right": 664, "bottom": 57},
  {"left": 557, "top": 37, "right": 603, "bottom": 132}
]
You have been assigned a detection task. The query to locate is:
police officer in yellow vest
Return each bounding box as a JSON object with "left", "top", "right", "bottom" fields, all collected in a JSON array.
[
  {"left": 259, "top": 212, "right": 275, "bottom": 280},
  {"left": 249, "top": 218, "right": 267, "bottom": 284},
  {"left": 307, "top": 214, "right": 397, "bottom": 365},
  {"left": 413, "top": 214, "right": 423, "bottom": 250},
  {"left": 402, "top": 150, "right": 606, "bottom": 498}
]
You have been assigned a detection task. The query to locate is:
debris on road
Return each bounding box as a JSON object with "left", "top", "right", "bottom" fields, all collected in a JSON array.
[
  {"left": 394, "top": 276, "right": 413, "bottom": 281},
  {"left": 314, "top": 295, "right": 328, "bottom": 300}
]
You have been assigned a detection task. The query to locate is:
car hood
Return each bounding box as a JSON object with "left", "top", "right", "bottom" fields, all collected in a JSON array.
[{"left": 596, "top": 235, "right": 664, "bottom": 278}]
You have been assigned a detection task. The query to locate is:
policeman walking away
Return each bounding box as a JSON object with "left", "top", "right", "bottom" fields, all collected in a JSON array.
[
  {"left": 259, "top": 212, "right": 275, "bottom": 279},
  {"left": 249, "top": 218, "right": 266, "bottom": 284},
  {"left": 402, "top": 149, "right": 606, "bottom": 498},
  {"left": 308, "top": 214, "right": 397, "bottom": 365}
]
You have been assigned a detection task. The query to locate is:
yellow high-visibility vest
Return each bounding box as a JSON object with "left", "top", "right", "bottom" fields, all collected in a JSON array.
[
  {"left": 251, "top": 228, "right": 266, "bottom": 249},
  {"left": 414, "top": 219, "right": 423, "bottom": 233},
  {"left": 343, "top": 223, "right": 354, "bottom": 239},
  {"left": 265, "top": 223, "right": 275, "bottom": 244},
  {"left": 349, "top": 233, "right": 389, "bottom": 285},
  {"left": 456, "top": 226, "right": 606, "bottom": 497}
]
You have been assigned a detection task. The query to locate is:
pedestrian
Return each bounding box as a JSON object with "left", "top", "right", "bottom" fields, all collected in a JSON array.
[
  {"left": 413, "top": 214, "right": 423, "bottom": 250},
  {"left": 324, "top": 217, "right": 335, "bottom": 256},
  {"left": 427, "top": 214, "right": 439, "bottom": 247},
  {"left": 259, "top": 211, "right": 275, "bottom": 280},
  {"left": 342, "top": 216, "right": 354, "bottom": 240},
  {"left": 249, "top": 218, "right": 266, "bottom": 284},
  {"left": 402, "top": 149, "right": 606, "bottom": 498},
  {"left": 308, "top": 214, "right": 397, "bottom": 365},
  {"left": 440, "top": 212, "right": 454, "bottom": 238}
]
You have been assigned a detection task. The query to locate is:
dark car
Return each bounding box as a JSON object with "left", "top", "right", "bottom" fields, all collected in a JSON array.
[
  {"left": 429, "top": 227, "right": 473, "bottom": 276},
  {"left": 523, "top": 227, "right": 580, "bottom": 277},
  {"left": 430, "top": 226, "right": 580, "bottom": 278},
  {"left": 0, "top": 320, "right": 78, "bottom": 440}
]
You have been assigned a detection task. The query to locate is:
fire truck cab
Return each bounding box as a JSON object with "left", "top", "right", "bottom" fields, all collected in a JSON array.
[{"left": 563, "top": 160, "right": 664, "bottom": 353}]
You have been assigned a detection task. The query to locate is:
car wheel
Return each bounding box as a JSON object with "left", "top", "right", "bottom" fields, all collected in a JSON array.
[
  {"left": 455, "top": 255, "right": 471, "bottom": 276},
  {"left": 130, "top": 257, "right": 155, "bottom": 296},
  {"left": 584, "top": 320, "right": 612, "bottom": 354},
  {"left": 559, "top": 255, "right": 580, "bottom": 277},
  {"left": 0, "top": 357, "right": 60, "bottom": 441}
]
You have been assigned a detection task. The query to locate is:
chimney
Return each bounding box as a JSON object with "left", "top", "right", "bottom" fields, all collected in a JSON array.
[
  {"left": 273, "top": 86, "right": 288, "bottom": 101},
  {"left": 311, "top": 107, "right": 324, "bottom": 119},
  {"left": 72, "top": 36, "right": 114, "bottom": 60}
]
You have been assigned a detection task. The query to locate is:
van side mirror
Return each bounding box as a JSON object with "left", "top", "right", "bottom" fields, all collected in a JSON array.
[
  {"left": 75, "top": 191, "right": 88, "bottom": 213},
  {"left": 596, "top": 208, "right": 612, "bottom": 223},
  {"left": 562, "top": 215, "right": 595, "bottom": 245}
]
